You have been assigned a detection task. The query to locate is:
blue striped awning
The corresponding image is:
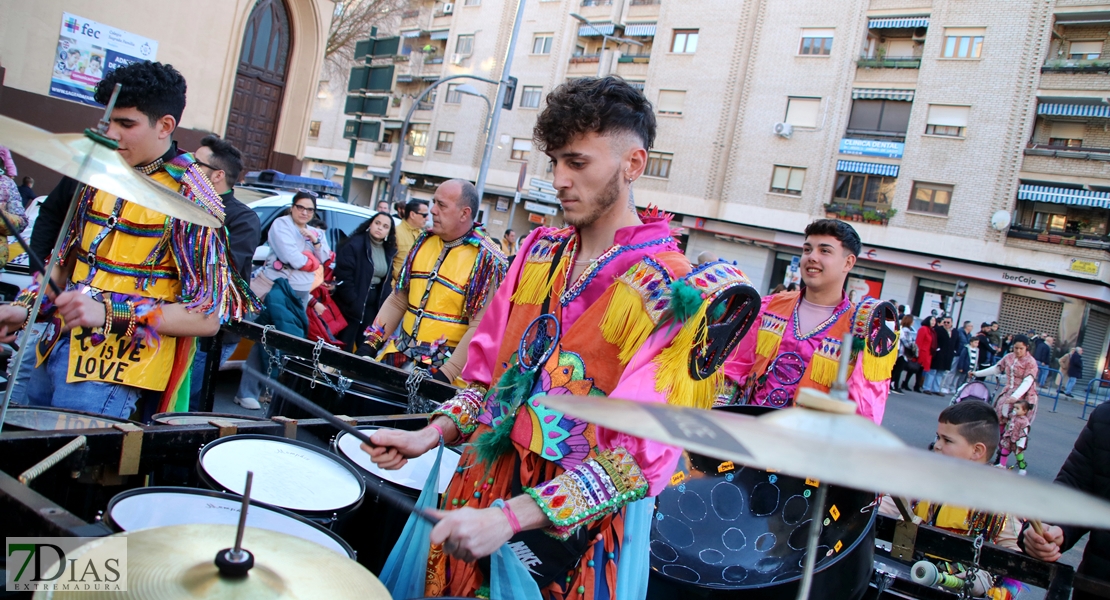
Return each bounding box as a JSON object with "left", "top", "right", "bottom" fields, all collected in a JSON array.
[
  {"left": 623, "top": 23, "right": 656, "bottom": 36},
  {"left": 429, "top": 29, "right": 450, "bottom": 40},
  {"left": 400, "top": 29, "right": 422, "bottom": 38},
  {"left": 396, "top": 74, "right": 414, "bottom": 82},
  {"left": 852, "top": 88, "right": 915, "bottom": 101},
  {"left": 837, "top": 160, "right": 900, "bottom": 177},
  {"left": 868, "top": 17, "right": 929, "bottom": 29},
  {"left": 1018, "top": 184, "right": 1110, "bottom": 209},
  {"left": 1038, "top": 103, "right": 1110, "bottom": 118},
  {"left": 579, "top": 23, "right": 616, "bottom": 36}
]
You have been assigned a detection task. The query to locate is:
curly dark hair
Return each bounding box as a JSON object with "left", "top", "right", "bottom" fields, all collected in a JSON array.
[
  {"left": 804, "top": 218, "right": 862, "bottom": 257},
  {"left": 533, "top": 76, "right": 655, "bottom": 152},
  {"left": 94, "top": 61, "right": 186, "bottom": 127}
]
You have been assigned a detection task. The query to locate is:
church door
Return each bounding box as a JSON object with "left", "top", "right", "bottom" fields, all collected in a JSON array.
[{"left": 226, "top": 0, "right": 291, "bottom": 173}]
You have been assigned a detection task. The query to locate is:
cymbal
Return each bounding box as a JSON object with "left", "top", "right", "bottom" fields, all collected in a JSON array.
[
  {"left": 34, "top": 524, "right": 390, "bottom": 599},
  {"left": 0, "top": 115, "right": 221, "bottom": 228},
  {"left": 538, "top": 392, "right": 1110, "bottom": 530}
]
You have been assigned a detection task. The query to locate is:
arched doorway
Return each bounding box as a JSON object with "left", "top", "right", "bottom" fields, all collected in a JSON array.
[{"left": 225, "top": 0, "right": 291, "bottom": 173}]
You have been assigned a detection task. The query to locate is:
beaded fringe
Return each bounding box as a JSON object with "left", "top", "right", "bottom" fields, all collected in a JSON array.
[
  {"left": 599, "top": 281, "right": 654, "bottom": 365},
  {"left": 653, "top": 299, "right": 721, "bottom": 409}
]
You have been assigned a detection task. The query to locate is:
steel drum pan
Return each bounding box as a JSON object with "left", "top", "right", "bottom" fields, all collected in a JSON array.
[{"left": 3, "top": 406, "right": 138, "bottom": 431}]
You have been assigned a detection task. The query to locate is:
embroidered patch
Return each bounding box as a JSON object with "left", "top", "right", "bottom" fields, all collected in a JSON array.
[
  {"left": 816, "top": 337, "right": 843, "bottom": 363},
  {"left": 616, "top": 257, "right": 675, "bottom": 324},
  {"left": 760, "top": 312, "right": 789, "bottom": 337}
]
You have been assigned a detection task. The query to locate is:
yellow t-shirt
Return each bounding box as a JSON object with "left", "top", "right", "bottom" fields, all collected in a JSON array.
[{"left": 393, "top": 219, "right": 422, "bottom": 282}]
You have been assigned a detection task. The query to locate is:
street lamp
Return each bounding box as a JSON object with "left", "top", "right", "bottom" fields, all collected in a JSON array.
[{"left": 570, "top": 13, "right": 643, "bottom": 77}]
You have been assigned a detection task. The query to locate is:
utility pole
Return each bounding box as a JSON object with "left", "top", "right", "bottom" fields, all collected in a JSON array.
[{"left": 474, "top": 0, "right": 528, "bottom": 200}]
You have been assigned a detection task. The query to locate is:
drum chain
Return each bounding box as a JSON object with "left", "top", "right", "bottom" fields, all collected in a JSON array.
[
  {"left": 259, "top": 325, "right": 283, "bottom": 378},
  {"left": 406, "top": 368, "right": 433, "bottom": 414},
  {"left": 306, "top": 338, "right": 352, "bottom": 397},
  {"left": 959, "top": 533, "right": 985, "bottom": 599}
]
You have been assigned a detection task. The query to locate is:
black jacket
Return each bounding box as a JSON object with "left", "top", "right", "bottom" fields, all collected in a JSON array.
[
  {"left": 1033, "top": 339, "right": 1053, "bottom": 366},
  {"left": 932, "top": 326, "right": 956, "bottom": 371},
  {"left": 1068, "top": 352, "right": 1085, "bottom": 378},
  {"left": 332, "top": 234, "right": 396, "bottom": 339},
  {"left": 1019, "top": 402, "right": 1110, "bottom": 599},
  {"left": 30, "top": 176, "right": 80, "bottom": 262},
  {"left": 974, "top": 333, "right": 994, "bottom": 368},
  {"left": 221, "top": 190, "right": 261, "bottom": 283}
]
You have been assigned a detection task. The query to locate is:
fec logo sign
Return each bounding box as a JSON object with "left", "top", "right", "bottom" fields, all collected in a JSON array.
[{"left": 6, "top": 538, "right": 128, "bottom": 592}]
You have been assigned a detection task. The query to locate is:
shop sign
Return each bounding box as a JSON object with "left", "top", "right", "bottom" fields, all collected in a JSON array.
[
  {"left": 524, "top": 201, "right": 557, "bottom": 216},
  {"left": 527, "top": 213, "right": 546, "bottom": 225},
  {"left": 839, "top": 138, "right": 904, "bottom": 159},
  {"left": 1068, "top": 258, "right": 1100, "bottom": 276},
  {"left": 50, "top": 13, "right": 158, "bottom": 106}
]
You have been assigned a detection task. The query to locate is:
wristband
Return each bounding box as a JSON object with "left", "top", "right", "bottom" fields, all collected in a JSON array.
[
  {"left": 500, "top": 502, "right": 522, "bottom": 534},
  {"left": 428, "top": 422, "right": 445, "bottom": 442}
]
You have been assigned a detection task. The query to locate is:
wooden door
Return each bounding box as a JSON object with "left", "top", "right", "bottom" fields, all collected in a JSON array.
[{"left": 226, "top": 0, "right": 291, "bottom": 173}]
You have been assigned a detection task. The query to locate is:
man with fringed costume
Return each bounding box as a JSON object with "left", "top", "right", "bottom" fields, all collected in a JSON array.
[
  {"left": 364, "top": 178, "right": 507, "bottom": 384},
  {"left": 721, "top": 219, "right": 899, "bottom": 424},
  {"left": 362, "top": 77, "right": 760, "bottom": 600},
  {"left": 0, "top": 62, "right": 258, "bottom": 419}
]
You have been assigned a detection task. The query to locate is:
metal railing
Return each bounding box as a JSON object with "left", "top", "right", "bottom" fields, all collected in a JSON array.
[
  {"left": 581, "top": 0, "right": 612, "bottom": 5},
  {"left": 629, "top": 0, "right": 660, "bottom": 4},
  {"left": 1081, "top": 378, "right": 1110, "bottom": 419},
  {"left": 857, "top": 56, "right": 922, "bottom": 69}
]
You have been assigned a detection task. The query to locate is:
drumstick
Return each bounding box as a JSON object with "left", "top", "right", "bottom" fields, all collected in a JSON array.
[
  {"left": 0, "top": 211, "right": 62, "bottom": 297},
  {"left": 241, "top": 365, "right": 441, "bottom": 525},
  {"left": 1030, "top": 519, "right": 1045, "bottom": 536}
]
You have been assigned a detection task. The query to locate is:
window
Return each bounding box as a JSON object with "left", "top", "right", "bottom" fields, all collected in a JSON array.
[
  {"left": 657, "top": 90, "right": 686, "bottom": 115},
  {"left": 925, "top": 104, "right": 970, "bottom": 137},
  {"left": 799, "top": 29, "right": 833, "bottom": 55},
  {"left": 785, "top": 97, "right": 821, "bottom": 128},
  {"left": 909, "top": 181, "right": 953, "bottom": 216},
  {"left": 943, "top": 28, "right": 984, "bottom": 58},
  {"left": 308, "top": 120, "right": 321, "bottom": 137},
  {"left": 1050, "top": 121, "right": 1085, "bottom": 147},
  {"left": 446, "top": 84, "right": 462, "bottom": 104},
  {"left": 532, "top": 34, "right": 553, "bottom": 54},
  {"left": 464, "top": 0, "right": 480, "bottom": 5},
  {"left": 436, "top": 131, "right": 454, "bottom": 153},
  {"left": 672, "top": 29, "right": 699, "bottom": 53},
  {"left": 456, "top": 34, "right": 475, "bottom": 55},
  {"left": 847, "top": 99, "right": 912, "bottom": 136},
  {"left": 833, "top": 173, "right": 896, "bottom": 209},
  {"left": 646, "top": 151, "right": 672, "bottom": 178},
  {"left": 407, "top": 123, "right": 430, "bottom": 157},
  {"left": 511, "top": 138, "right": 532, "bottom": 161},
  {"left": 521, "top": 86, "right": 542, "bottom": 108},
  {"left": 1069, "top": 40, "right": 1103, "bottom": 60},
  {"left": 770, "top": 166, "right": 806, "bottom": 195}
]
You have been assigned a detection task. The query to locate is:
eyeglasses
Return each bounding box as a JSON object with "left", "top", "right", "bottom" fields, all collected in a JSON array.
[
  {"left": 195, "top": 159, "right": 222, "bottom": 173},
  {"left": 293, "top": 204, "right": 316, "bottom": 213}
]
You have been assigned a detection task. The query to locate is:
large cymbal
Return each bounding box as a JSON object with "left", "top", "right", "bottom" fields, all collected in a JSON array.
[
  {"left": 34, "top": 524, "right": 389, "bottom": 599},
  {"left": 538, "top": 392, "right": 1110, "bottom": 530},
  {"left": 0, "top": 115, "right": 221, "bottom": 228}
]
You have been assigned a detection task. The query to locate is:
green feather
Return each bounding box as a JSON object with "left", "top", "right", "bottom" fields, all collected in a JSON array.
[
  {"left": 852, "top": 337, "right": 866, "bottom": 353},
  {"left": 670, "top": 279, "right": 704, "bottom": 322},
  {"left": 473, "top": 362, "right": 534, "bottom": 467}
]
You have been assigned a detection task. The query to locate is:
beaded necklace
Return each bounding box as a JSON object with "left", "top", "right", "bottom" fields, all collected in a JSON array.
[
  {"left": 559, "top": 235, "right": 674, "bottom": 306},
  {"left": 792, "top": 297, "right": 850, "bottom": 341}
]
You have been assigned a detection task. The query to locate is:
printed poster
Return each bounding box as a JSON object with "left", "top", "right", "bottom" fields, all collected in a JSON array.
[{"left": 49, "top": 13, "right": 158, "bottom": 106}]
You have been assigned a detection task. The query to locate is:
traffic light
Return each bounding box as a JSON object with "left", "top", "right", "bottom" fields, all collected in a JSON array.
[
  {"left": 502, "top": 76, "right": 517, "bottom": 110},
  {"left": 954, "top": 280, "right": 968, "bottom": 299},
  {"left": 345, "top": 30, "right": 400, "bottom": 141}
]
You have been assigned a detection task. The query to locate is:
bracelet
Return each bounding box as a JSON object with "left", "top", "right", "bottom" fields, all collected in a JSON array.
[
  {"left": 500, "top": 503, "right": 522, "bottom": 535},
  {"left": 428, "top": 422, "right": 445, "bottom": 442},
  {"left": 13, "top": 286, "right": 40, "bottom": 332},
  {"left": 107, "top": 300, "right": 137, "bottom": 337}
]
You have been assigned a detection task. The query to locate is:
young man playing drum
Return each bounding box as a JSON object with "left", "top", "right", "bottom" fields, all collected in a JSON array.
[
  {"left": 722, "top": 219, "right": 897, "bottom": 423},
  {"left": 0, "top": 61, "right": 257, "bottom": 419},
  {"left": 363, "top": 76, "right": 759, "bottom": 599}
]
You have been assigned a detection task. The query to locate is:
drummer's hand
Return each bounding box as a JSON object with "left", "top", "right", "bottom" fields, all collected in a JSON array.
[
  {"left": 360, "top": 427, "right": 439, "bottom": 469},
  {"left": 54, "top": 291, "right": 106, "bottom": 332},
  {"left": 0, "top": 305, "right": 29, "bottom": 343},
  {"left": 1022, "top": 525, "right": 1064, "bottom": 562},
  {"left": 428, "top": 506, "right": 513, "bottom": 563}
]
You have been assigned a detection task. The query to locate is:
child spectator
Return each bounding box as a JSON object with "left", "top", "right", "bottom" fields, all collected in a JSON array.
[{"left": 954, "top": 337, "right": 980, "bottom": 384}]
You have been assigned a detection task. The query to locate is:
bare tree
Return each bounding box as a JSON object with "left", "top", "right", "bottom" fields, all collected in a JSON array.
[{"left": 325, "top": 0, "right": 413, "bottom": 77}]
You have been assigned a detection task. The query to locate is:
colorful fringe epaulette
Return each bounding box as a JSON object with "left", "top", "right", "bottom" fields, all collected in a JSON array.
[{"left": 510, "top": 228, "right": 573, "bottom": 306}]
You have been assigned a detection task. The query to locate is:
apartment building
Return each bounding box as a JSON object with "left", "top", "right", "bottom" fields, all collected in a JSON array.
[{"left": 303, "top": 0, "right": 1110, "bottom": 385}]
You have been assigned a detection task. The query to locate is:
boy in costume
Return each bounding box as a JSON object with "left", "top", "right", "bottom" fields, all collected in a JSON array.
[
  {"left": 362, "top": 77, "right": 759, "bottom": 599},
  {"left": 722, "top": 219, "right": 897, "bottom": 423}
]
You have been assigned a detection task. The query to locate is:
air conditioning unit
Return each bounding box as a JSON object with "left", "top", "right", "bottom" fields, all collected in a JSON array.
[
  {"left": 442, "top": 2, "right": 454, "bottom": 14},
  {"left": 773, "top": 122, "right": 794, "bottom": 138},
  {"left": 451, "top": 53, "right": 464, "bottom": 65},
  {"left": 912, "top": 27, "right": 927, "bottom": 41}
]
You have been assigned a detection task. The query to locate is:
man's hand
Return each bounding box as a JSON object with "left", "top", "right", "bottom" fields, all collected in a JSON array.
[
  {"left": 428, "top": 506, "right": 514, "bottom": 563},
  {"left": 360, "top": 427, "right": 440, "bottom": 470},
  {"left": 1023, "top": 524, "right": 1064, "bottom": 562},
  {"left": 0, "top": 305, "right": 29, "bottom": 343},
  {"left": 54, "top": 291, "right": 105, "bottom": 332}
]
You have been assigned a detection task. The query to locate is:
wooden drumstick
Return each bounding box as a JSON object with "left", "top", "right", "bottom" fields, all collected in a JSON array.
[{"left": 1030, "top": 519, "right": 1045, "bottom": 536}]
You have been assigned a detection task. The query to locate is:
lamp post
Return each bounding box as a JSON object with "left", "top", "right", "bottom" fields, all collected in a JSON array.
[{"left": 570, "top": 13, "right": 642, "bottom": 77}]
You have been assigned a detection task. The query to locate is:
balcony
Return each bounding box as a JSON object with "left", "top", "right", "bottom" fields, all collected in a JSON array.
[
  {"left": 1042, "top": 58, "right": 1110, "bottom": 74},
  {"left": 1023, "top": 144, "right": 1110, "bottom": 180},
  {"left": 424, "top": 55, "right": 444, "bottom": 64},
  {"left": 857, "top": 55, "right": 921, "bottom": 69},
  {"left": 569, "top": 53, "right": 601, "bottom": 63},
  {"left": 824, "top": 202, "right": 897, "bottom": 225},
  {"left": 581, "top": 0, "right": 612, "bottom": 5},
  {"left": 1007, "top": 224, "right": 1110, "bottom": 251},
  {"left": 415, "top": 101, "right": 435, "bottom": 111},
  {"left": 629, "top": 0, "right": 659, "bottom": 4},
  {"left": 375, "top": 142, "right": 395, "bottom": 155},
  {"left": 1026, "top": 143, "right": 1110, "bottom": 162},
  {"left": 401, "top": 9, "right": 421, "bottom": 19},
  {"left": 617, "top": 53, "right": 651, "bottom": 63}
]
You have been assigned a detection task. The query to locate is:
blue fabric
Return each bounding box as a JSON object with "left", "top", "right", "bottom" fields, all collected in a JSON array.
[
  {"left": 614, "top": 497, "right": 653, "bottom": 600},
  {"left": 381, "top": 441, "right": 444, "bottom": 599},
  {"left": 26, "top": 336, "right": 141, "bottom": 418},
  {"left": 489, "top": 499, "right": 543, "bottom": 600}
]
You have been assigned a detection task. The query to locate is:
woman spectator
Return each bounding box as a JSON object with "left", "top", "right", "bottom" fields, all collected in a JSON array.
[
  {"left": 0, "top": 145, "right": 29, "bottom": 268},
  {"left": 250, "top": 191, "right": 331, "bottom": 305},
  {"left": 914, "top": 316, "right": 936, "bottom": 394},
  {"left": 333, "top": 213, "right": 397, "bottom": 351},
  {"left": 971, "top": 335, "right": 1040, "bottom": 474},
  {"left": 931, "top": 316, "right": 957, "bottom": 394},
  {"left": 891, "top": 315, "right": 918, "bottom": 394}
]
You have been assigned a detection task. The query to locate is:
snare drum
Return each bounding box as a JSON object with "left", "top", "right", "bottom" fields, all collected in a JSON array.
[
  {"left": 3, "top": 407, "right": 136, "bottom": 431},
  {"left": 332, "top": 426, "right": 462, "bottom": 573},
  {"left": 274, "top": 358, "right": 408, "bottom": 420},
  {"left": 197, "top": 434, "right": 365, "bottom": 521},
  {"left": 647, "top": 405, "right": 877, "bottom": 600},
  {"left": 104, "top": 487, "right": 355, "bottom": 558},
  {"left": 152, "top": 412, "right": 266, "bottom": 426}
]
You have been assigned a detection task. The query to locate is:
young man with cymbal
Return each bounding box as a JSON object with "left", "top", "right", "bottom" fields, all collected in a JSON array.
[
  {"left": 0, "top": 61, "right": 257, "bottom": 419},
  {"left": 723, "top": 219, "right": 898, "bottom": 423},
  {"left": 362, "top": 76, "right": 758, "bottom": 599}
]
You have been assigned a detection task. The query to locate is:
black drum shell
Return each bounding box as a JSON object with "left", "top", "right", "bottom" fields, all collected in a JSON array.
[
  {"left": 273, "top": 358, "right": 409, "bottom": 419},
  {"left": 647, "top": 404, "right": 877, "bottom": 600},
  {"left": 4, "top": 406, "right": 139, "bottom": 431}
]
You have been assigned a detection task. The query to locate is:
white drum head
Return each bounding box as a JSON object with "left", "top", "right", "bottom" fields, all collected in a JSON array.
[
  {"left": 109, "top": 490, "right": 351, "bottom": 556},
  {"left": 337, "top": 429, "right": 461, "bottom": 494},
  {"left": 201, "top": 438, "right": 363, "bottom": 512}
]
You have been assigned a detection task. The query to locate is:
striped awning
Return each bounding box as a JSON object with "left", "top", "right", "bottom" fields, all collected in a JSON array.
[
  {"left": 400, "top": 29, "right": 422, "bottom": 38},
  {"left": 868, "top": 17, "right": 929, "bottom": 29},
  {"left": 623, "top": 23, "right": 657, "bottom": 37},
  {"left": 627, "top": 81, "right": 646, "bottom": 91},
  {"left": 852, "top": 88, "right": 915, "bottom": 101},
  {"left": 396, "top": 74, "right": 414, "bottom": 82},
  {"left": 421, "top": 75, "right": 439, "bottom": 81},
  {"left": 429, "top": 29, "right": 450, "bottom": 40},
  {"left": 1018, "top": 184, "right": 1110, "bottom": 209},
  {"left": 837, "top": 160, "right": 900, "bottom": 177},
  {"left": 1038, "top": 103, "right": 1110, "bottom": 118},
  {"left": 579, "top": 23, "right": 616, "bottom": 36}
]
